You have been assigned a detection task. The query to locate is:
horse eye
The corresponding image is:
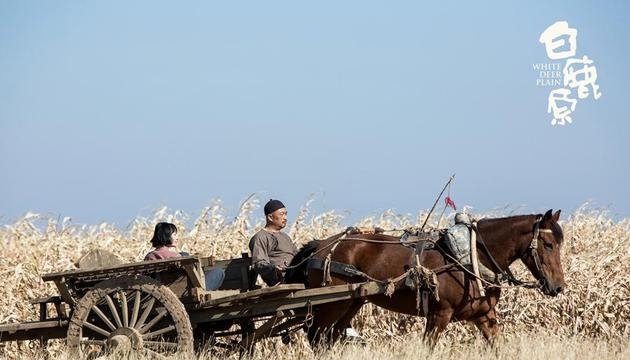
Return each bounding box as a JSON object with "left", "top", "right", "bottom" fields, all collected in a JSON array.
[{"left": 544, "top": 242, "right": 553, "bottom": 252}]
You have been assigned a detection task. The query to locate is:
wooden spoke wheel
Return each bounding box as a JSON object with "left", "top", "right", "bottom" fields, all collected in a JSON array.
[{"left": 67, "top": 275, "right": 193, "bottom": 358}]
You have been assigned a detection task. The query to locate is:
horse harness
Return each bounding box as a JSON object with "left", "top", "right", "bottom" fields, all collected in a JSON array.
[
  {"left": 525, "top": 215, "right": 553, "bottom": 286},
  {"left": 306, "top": 230, "right": 440, "bottom": 315},
  {"left": 305, "top": 218, "right": 551, "bottom": 313},
  {"left": 468, "top": 215, "right": 551, "bottom": 290}
]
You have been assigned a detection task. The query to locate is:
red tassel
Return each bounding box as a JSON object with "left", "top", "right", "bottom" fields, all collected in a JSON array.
[{"left": 445, "top": 196, "right": 457, "bottom": 210}]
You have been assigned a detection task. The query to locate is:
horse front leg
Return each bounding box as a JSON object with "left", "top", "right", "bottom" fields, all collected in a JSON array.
[
  {"left": 473, "top": 308, "right": 501, "bottom": 345},
  {"left": 423, "top": 309, "right": 452, "bottom": 349}
]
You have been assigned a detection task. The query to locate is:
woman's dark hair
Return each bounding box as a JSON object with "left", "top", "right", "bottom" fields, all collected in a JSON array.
[{"left": 150, "top": 222, "right": 177, "bottom": 247}]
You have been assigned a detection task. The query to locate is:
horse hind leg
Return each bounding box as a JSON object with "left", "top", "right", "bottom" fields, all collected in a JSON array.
[
  {"left": 306, "top": 316, "right": 332, "bottom": 349},
  {"left": 331, "top": 300, "right": 365, "bottom": 344},
  {"left": 306, "top": 300, "right": 355, "bottom": 349}
]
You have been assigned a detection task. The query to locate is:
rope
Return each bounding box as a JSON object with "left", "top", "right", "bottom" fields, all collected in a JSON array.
[{"left": 321, "top": 241, "right": 341, "bottom": 286}]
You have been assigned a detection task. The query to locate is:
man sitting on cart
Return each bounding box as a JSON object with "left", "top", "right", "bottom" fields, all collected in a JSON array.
[
  {"left": 249, "top": 199, "right": 365, "bottom": 343},
  {"left": 145, "top": 222, "right": 225, "bottom": 291},
  {"left": 248, "top": 199, "right": 297, "bottom": 286}
]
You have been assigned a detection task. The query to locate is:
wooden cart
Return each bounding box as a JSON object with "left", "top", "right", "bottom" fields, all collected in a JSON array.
[{"left": 0, "top": 253, "right": 386, "bottom": 357}]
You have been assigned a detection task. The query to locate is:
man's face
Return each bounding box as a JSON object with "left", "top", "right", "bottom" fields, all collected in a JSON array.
[{"left": 267, "top": 207, "right": 287, "bottom": 230}]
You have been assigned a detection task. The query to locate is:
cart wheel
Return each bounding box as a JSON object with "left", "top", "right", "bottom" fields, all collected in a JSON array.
[{"left": 67, "top": 275, "right": 193, "bottom": 358}]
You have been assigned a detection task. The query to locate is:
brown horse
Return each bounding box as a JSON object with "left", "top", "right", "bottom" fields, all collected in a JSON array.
[{"left": 287, "top": 209, "right": 565, "bottom": 347}]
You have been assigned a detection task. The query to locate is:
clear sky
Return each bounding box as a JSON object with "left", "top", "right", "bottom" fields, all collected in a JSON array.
[{"left": 1, "top": 2, "right": 629, "bottom": 225}]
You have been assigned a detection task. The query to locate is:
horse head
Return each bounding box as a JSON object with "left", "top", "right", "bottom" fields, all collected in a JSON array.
[{"left": 520, "top": 209, "right": 566, "bottom": 297}]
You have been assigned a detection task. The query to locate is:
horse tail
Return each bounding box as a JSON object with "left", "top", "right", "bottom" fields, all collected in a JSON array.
[{"left": 285, "top": 240, "right": 319, "bottom": 286}]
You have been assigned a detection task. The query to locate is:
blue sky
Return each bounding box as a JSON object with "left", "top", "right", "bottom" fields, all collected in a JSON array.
[{"left": 1, "top": 2, "right": 628, "bottom": 225}]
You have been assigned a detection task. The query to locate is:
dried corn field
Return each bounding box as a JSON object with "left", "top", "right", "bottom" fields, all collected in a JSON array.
[{"left": 0, "top": 199, "right": 628, "bottom": 359}]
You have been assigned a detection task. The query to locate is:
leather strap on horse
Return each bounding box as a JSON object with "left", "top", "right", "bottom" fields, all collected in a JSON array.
[
  {"left": 472, "top": 222, "right": 524, "bottom": 286},
  {"left": 321, "top": 240, "right": 342, "bottom": 286},
  {"left": 530, "top": 217, "right": 552, "bottom": 283},
  {"left": 309, "top": 250, "right": 404, "bottom": 294},
  {"left": 307, "top": 258, "right": 364, "bottom": 280}
]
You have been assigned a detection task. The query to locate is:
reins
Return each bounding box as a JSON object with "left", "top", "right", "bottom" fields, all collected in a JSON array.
[
  {"left": 437, "top": 248, "right": 539, "bottom": 289},
  {"left": 472, "top": 222, "right": 529, "bottom": 287}
]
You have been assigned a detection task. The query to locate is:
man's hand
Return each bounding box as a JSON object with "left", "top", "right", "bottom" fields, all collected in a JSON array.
[{"left": 274, "top": 265, "right": 286, "bottom": 285}]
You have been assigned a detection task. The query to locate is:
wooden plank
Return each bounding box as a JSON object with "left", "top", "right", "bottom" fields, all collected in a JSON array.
[
  {"left": 198, "top": 284, "right": 305, "bottom": 307},
  {"left": 357, "top": 281, "right": 388, "bottom": 297},
  {"left": 29, "top": 296, "right": 67, "bottom": 321},
  {"left": 55, "top": 301, "right": 68, "bottom": 319},
  {"left": 201, "top": 289, "right": 241, "bottom": 301},
  {"left": 0, "top": 320, "right": 69, "bottom": 342},
  {"left": 39, "top": 303, "right": 46, "bottom": 322},
  {"left": 53, "top": 277, "right": 76, "bottom": 307},
  {"left": 29, "top": 296, "right": 63, "bottom": 305},
  {"left": 190, "top": 291, "right": 350, "bottom": 323},
  {"left": 182, "top": 263, "right": 204, "bottom": 289},
  {"left": 240, "top": 311, "right": 285, "bottom": 349},
  {"left": 41, "top": 256, "right": 221, "bottom": 302},
  {"left": 42, "top": 256, "right": 204, "bottom": 283},
  {"left": 188, "top": 282, "right": 385, "bottom": 324}
]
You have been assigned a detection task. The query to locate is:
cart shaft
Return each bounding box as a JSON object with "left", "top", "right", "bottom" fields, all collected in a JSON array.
[{"left": 0, "top": 320, "right": 69, "bottom": 342}]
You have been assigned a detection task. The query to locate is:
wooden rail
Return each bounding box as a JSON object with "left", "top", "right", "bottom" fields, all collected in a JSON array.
[
  {"left": 188, "top": 281, "right": 386, "bottom": 323},
  {"left": 0, "top": 320, "right": 69, "bottom": 342}
]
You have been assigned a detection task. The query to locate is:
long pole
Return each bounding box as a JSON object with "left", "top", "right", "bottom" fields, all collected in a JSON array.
[{"left": 420, "top": 174, "right": 455, "bottom": 231}]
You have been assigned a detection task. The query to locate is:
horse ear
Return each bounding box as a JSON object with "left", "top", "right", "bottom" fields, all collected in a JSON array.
[
  {"left": 543, "top": 209, "right": 553, "bottom": 220},
  {"left": 552, "top": 210, "right": 561, "bottom": 222}
]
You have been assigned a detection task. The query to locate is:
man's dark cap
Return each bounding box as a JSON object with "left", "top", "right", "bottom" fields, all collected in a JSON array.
[{"left": 264, "top": 199, "right": 285, "bottom": 215}]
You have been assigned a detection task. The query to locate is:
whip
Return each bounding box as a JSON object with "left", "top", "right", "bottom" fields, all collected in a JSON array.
[{"left": 420, "top": 174, "right": 455, "bottom": 231}]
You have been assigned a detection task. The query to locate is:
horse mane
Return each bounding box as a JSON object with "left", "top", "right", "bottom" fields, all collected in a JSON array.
[
  {"left": 477, "top": 214, "right": 537, "bottom": 241},
  {"left": 540, "top": 214, "right": 564, "bottom": 244},
  {"left": 478, "top": 213, "right": 563, "bottom": 245},
  {"left": 551, "top": 221, "right": 564, "bottom": 244},
  {"left": 345, "top": 233, "right": 401, "bottom": 242}
]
